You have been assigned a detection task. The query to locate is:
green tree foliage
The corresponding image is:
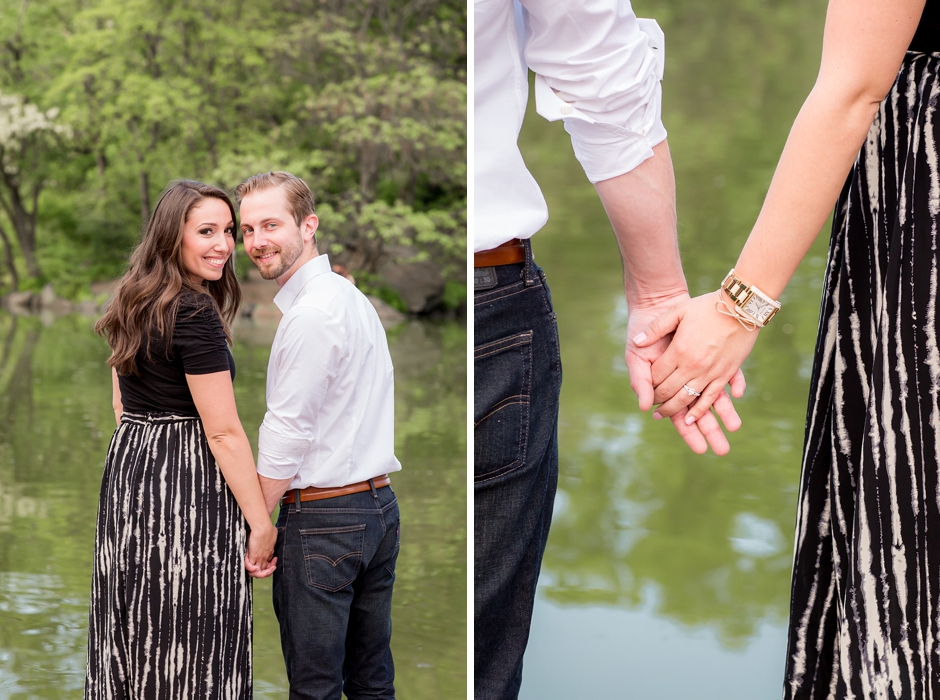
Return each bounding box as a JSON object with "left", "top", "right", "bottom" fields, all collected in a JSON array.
[{"left": 0, "top": 0, "right": 466, "bottom": 296}]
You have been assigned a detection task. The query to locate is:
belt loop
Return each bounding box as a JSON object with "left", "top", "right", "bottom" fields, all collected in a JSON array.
[
  {"left": 522, "top": 239, "right": 537, "bottom": 286},
  {"left": 293, "top": 489, "right": 302, "bottom": 511},
  {"left": 368, "top": 478, "right": 378, "bottom": 498}
]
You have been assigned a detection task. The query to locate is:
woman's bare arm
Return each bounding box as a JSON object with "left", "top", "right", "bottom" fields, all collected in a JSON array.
[
  {"left": 636, "top": 0, "right": 926, "bottom": 428},
  {"left": 187, "top": 370, "right": 278, "bottom": 576},
  {"left": 111, "top": 368, "right": 123, "bottom": 426}
]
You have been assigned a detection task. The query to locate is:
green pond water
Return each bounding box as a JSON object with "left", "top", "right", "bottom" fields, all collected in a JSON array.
[
  {"left": 0, "top": 312, "right": 466, "bottom": 699},
  {"left": 515, "top": 0, "right": 832, "bottom": 697}
]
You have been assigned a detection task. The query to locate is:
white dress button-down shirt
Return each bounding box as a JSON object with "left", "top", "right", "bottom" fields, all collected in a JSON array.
[
  {"left": 474, "top": 0, "right": 667, "bottom": 252},
  {"left": 256, "top": 254, "right": 402, "bottom": 489}
]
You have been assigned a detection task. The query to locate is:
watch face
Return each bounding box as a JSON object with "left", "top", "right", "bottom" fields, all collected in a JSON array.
[{"left": 743, "top": 295, "right": 775, "bottom": 323}]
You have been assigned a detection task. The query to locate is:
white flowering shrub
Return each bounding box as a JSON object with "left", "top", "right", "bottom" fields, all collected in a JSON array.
[{"left": 0, "top": 91, "right": 70, "bottom": 176}]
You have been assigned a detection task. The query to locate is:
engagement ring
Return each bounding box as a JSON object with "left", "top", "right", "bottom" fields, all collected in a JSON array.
[{"left": 683, "top": 384, "right": 702, "bottom": 398}]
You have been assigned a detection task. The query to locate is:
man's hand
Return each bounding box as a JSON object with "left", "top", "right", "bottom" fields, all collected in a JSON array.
[
  {"left": 592, "top": 140, "right": 743, "bottom": 454},
  {"left": 626, "top": 294, "right": 745, "bottom": 455}
]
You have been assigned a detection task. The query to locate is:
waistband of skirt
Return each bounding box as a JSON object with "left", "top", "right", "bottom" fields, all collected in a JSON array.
[
  {"left": 120, "top": 411, "right": 201, "bottom": 425},
  {"left": 906, "top": 48, "right": 940, "bottom": 60}
]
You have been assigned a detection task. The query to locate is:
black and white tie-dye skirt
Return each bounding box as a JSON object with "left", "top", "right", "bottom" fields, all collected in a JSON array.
[
  {"left": 784, "top": 51, "right": 940, "bottom": 698},
  {"left": 84, "top": 412, "right": 252, "bottom": 699}
]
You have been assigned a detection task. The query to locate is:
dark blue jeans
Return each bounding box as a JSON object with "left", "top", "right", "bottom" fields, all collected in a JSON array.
[
  {"left": 272, "top": 484, "right": 400, "bottom": 700},
  {"left": 474, "top": 241, "right": 562, "bottom": 700}
]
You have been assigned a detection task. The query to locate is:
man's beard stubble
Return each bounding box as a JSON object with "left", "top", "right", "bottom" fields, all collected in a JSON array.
[{"left": 254, "top": 233, "right": 304, "bottom": 280}]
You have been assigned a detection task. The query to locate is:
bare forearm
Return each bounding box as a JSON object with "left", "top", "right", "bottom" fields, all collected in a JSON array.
[
  {"left": 594, "top": 139, "right": 687, "bottom": 305},
  {"left": 207, "top": 430, "right": 273, "bottom": 531},
  {"left": 735, "top": 86, "right": 882, "bottom": 296},
  {"left": 734, "top": 0, "right": 924, "bottom": 296},
  {"left": 259, "top": 474, "right": 293, "bottom": 515}
]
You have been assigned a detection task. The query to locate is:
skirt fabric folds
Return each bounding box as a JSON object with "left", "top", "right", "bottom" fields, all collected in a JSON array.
[
  {"left": 784, "top": 51, "right": 940, "bottom": 699},
  {"left": 84, "top": 412, "right": 251, "bottom": 699}
]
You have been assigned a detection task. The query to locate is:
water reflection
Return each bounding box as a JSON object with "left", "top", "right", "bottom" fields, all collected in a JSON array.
[
  {"left": 517, "top": 0, "right": 831, "bottom": 696},
  {"left": 0, "top": 312, "right": 466, "bottom": 698}
]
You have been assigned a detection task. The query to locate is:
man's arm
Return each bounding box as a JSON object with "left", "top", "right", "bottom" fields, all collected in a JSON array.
[
  {"left": 516, "top": 0, "right": 743, "bottom": 453},
  {"left": 256, "top": 307, "right": 338, "bottom": 494},
  {"left": 594, "top": 140, "right": 743, "bottom": 455},
  {"left": 594, "top": 139, "right": 684, "bottom": 315},
  {"left": 259, "top": 475, "right": 293, "bottom": 516}
]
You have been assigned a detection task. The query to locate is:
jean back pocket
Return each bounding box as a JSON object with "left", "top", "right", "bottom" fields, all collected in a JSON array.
[
  {"left": 299, "top": 524, "right": 366, "bottom": 592},
  {"left": 474, "top": 331, "right": 532, "bottom": 482}
]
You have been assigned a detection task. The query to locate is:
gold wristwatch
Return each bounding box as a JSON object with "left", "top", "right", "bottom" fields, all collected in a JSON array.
[{"left": 720, "top": 269, "right": 781, "bottom": 327}]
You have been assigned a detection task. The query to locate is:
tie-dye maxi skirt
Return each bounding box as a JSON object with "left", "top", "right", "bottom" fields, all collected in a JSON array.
[
  {"left": 84, "top": 412, "right": 252, "bottom": 699},
  {"left": 784, "top": 51, "right": 940, "bottom": 699}
]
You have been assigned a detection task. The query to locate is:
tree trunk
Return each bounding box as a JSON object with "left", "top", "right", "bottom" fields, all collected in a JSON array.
[
  {"left": 12, "top": 204, "right": 40, "bottom": 279},
  {"left": 0, "top": 221, "right": 19, "bottom": 291},
  {"left": 0, "top": 172, "right": 41, "bottom": 280},
  {"left": 95, "top": 151, "right": 107, "bottom": 198}
]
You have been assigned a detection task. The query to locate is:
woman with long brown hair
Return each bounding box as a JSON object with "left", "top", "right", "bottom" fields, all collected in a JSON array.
[{"left": 85, "top": 180, "right": 276, "bottom": 698}]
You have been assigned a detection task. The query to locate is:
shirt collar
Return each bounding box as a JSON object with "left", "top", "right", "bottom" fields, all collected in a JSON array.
[{"left": 273, "top": 254, "right": 331, "bottom": 313}]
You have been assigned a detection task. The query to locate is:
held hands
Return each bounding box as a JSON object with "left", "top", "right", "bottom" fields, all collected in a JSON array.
[
  {"left": 625, "top": 293, "right": 745, "bottom": 455},
  {"left": 632, "top": 292, "right": 759, "bottom": 452},
  {"left": 244, "top": 521, "right": 278, "bottom": 579}
]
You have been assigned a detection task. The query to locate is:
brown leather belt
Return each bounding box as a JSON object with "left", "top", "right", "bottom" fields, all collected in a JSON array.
[
  {"left": 474, "top": 239, "right": 525, "bottom": 267},
  {"left": 281, "top": 475, "right": 391, "bottom": 504}
]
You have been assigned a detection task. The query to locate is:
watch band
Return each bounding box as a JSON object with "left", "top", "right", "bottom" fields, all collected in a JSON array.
[{"left": 720, "top": 269, "right": 781, "bottom": 327}]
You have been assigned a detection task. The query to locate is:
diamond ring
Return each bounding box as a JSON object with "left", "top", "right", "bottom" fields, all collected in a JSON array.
[{"left": 683, "top": 384, "right": 702, "bottom": 398}]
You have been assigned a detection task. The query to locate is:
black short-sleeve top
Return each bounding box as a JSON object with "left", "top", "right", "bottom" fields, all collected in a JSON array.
[
  {"left": 118, "top": 293, "right": 235, "bottom": 415},
  {"left": 910, "top": 0, "right": 938, "bottom": 52}
]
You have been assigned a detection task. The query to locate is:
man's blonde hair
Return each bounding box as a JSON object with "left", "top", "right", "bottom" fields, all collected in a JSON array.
[{"left": 233, "top": 171, "right": 316, "bottom": 226}]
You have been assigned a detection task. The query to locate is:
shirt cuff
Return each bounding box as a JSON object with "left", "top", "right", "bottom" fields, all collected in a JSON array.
[
  {"left": 256, "top": 423, "right": 310, "bottom": 481},
  {"left": 533, "top": 17, "right": 667, "bottom": 183},
  {"left": 565, "top": 114, "right": 668, "bottom": 184}
]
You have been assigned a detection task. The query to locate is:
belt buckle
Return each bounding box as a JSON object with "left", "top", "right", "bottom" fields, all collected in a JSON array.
[{"left": 474, "top": 266, "right": 497, "bottom": 292}]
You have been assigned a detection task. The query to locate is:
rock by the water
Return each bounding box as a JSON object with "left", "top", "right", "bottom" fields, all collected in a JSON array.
[
  {"left": 5, "top": 291, "right": 37, "bottom": 312},
  {"left": 377, "top": 245, "right": 446, "bottom": 314}
]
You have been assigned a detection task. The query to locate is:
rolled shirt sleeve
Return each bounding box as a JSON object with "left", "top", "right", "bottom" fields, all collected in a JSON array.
[
  {"left": 256, "top": 306, "right": 341, "bottom": 481},
  {"left": 520, "top": 0, "right": 667, "bottom": 183}
]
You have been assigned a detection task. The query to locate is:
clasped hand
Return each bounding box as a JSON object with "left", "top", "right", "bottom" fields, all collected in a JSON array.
[
  {"left": 628, "top": 292, "right": 758, "bottom": 454},
  {"left": 244, "top": 521, "right": 278, "bottom": 578}
]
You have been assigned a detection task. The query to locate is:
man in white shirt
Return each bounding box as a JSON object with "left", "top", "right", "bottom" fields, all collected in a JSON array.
[
  {"left": 237, "top": 171, "right": 401, "bottom": 700},
  {"left": 474, "top": 2, "right": 742, "bottom": 698}
]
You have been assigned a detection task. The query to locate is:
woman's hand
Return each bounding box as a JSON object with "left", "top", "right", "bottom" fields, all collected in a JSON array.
[
  {"left": 244, "top": 521, "right": 278, "bottom": 579},
  {"left": 634, "top": 292, "right": 758, "bottom": 426},
  {"left": 626, "top": 292, "right": 745, "bottom": 455}
]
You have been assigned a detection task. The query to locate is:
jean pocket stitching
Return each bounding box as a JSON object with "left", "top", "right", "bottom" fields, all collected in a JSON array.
[
  {"left": 304, "top": 550, "right": 362, "bottom": 566},
  {"left": 474, "top": 332, "right": 532, "bottom": 482},
  {"left": 474, "top": 394, "right": 528, "bottom": 428},
  {"left": 473, "top": 280, "right": 526, "bottom": 304},
  {"left": 474, "top": 330, "right": 533, "bottom": 357},
  {"left": 299, "top": 524, "right": 366, "bottom": 535},
  {"left": 474, "top": 340, "right": 531, "bottom": 360},
  {"left": 385, "top": 518, "right": 400, "bottom": 577},
  {"left": 299, "top": 524, "right": 366, "bottom": 592},
  {"left": 474, "top": 284, "right": 532, "bottom": 306}
]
